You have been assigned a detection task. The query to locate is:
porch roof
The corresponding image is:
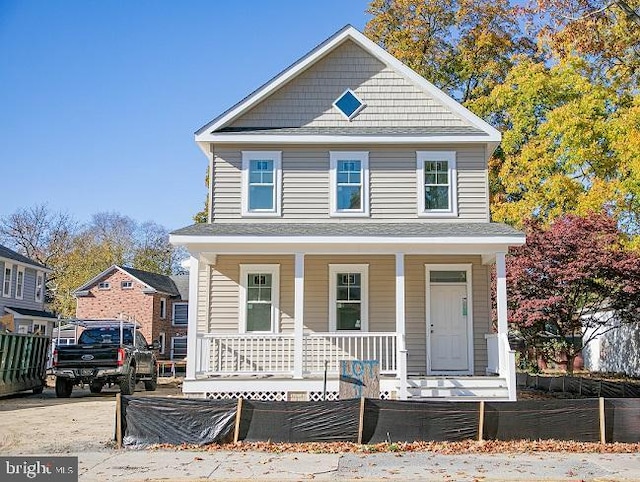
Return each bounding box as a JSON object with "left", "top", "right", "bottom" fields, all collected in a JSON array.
[{"left": 172, "top": 222, "right": 523, "bottom": 238}]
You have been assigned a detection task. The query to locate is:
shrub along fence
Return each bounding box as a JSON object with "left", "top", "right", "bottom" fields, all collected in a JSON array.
[
  {"left": 517, "top": 372, "right": 640, "bottom": 397},
  {"left": 116, "top": 396, "right": 640, "bottom": 448}
]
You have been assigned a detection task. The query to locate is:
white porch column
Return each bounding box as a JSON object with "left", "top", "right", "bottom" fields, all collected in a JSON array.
[
  {"left": 186, "top": 254, "right": 200, "bottom": 380},
  {"left": 395, "top": 252, "right": 408, "bottom": 399},
  {"left": 293, "top": 252, "right": 305, "bottom": 379},
  {"left": 496, "top": 251, "right": 508, "bottom": 335}
]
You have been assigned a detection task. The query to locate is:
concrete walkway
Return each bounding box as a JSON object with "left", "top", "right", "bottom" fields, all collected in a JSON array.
[{"left": 76, "top": 449, "right": 640, "bottom": 481}]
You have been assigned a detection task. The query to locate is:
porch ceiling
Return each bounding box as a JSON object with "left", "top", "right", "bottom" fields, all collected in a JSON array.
[{"left": 170, "top": 222, "right": 524, "bottom": 256}]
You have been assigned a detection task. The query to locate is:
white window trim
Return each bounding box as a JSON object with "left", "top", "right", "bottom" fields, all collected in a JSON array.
[
  {"left": 121, "top": 280, "right": 133, "bottom": 289},
  {"left": 332, "top": 88, "right": 366, "bottom": 121},
  {"left": 239, "top": 264, "right": 280, "bottom": 334},
  {"left": 172, "top": 302, "right": 189, "bottom": 326},
  {"left": 417, "top": 151, "right": 458, "bottom": 217},
  {"left": 158, "top": 332, "right": 166, "bottom": 355},
  {"left": 15, "top": 266, "right": 25, "bottom": 300},
  {"left": 98, "top": 281, "right": 110, "bottom": 290},
  {"left": 35, "top": 271, "right": 44, "bottom": 303},
  {"left": 425, "top": 263, "right": 474, "bottom": 376},
  {"left": 2, "top": 264, "right": 13, "bottom": 298},
  {"left": 329, "top": 151, "right": 370, "bottom": 217},
  {"left": 171, "top": 336, "right": 187, "bottom": 360},
  {"left": 241, "top": 151, "right": 282, "bottom": 217},
  {"left": 159, "top": 297, "right": 167, "bottom": 319},
  {"left": 329, "top": 264, "right": 369, "bottom": 332}
]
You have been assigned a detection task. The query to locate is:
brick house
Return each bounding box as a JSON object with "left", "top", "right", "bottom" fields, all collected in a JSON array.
[{"left": 74, "top": 265, "right": 189, "bottom": 360}]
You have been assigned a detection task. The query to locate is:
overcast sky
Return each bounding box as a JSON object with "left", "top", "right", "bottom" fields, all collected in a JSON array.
[{"left": 0, "top": 0, "right": 370, "bottom": 230}]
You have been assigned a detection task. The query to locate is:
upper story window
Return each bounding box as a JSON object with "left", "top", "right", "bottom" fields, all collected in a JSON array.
[
  {"left": 98, "top": 281, "right": 110, "bottom": 290},
  {"left": 121, "top": 280, "right": 133, "bottom": 289},
  {"left": 417, "top": 151, "right": 458, "bottom": 217},
  {"left": 329, "top": 264, "right": 369, "bottom": 332},
  {"left": 2, "top": 264, "right": 13, "bottom": 298},
  {"left": 241, "top": 151, "right": 282, "bottom": 217},
  {"left": 159, "top": 298, "right": 167, "bottom": 319},
  {"left": 35, "top": 271, "right": 44, "bottom": 303},
  {"left": 15, "top": 266, "right": 25, "bottom": 300},
  {"left": 330, "top": 151, "right": 369, "bottom": 217},
  {"left": 239, "top": 264, "right": 280, "bottom": 333},
  {"left": 333, "top": 89, "right": 366, "bottom": 121},
  {"left": 172, "top": 302, "right": 189, "bottom": 326}
]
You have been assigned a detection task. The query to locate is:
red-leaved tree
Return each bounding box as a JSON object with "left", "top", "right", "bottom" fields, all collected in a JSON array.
[{"left": 508, "top": 212, "right": 640, "bottom": 373}]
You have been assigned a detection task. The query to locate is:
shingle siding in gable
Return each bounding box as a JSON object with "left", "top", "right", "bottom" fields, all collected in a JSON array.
[
  {"left": 228, "top": 40, "right": 471, "bottom": 129},
  {"left": 211, "top": 144, "right": 488, "bottom": 222}
]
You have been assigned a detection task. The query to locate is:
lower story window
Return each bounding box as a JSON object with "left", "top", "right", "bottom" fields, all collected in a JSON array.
[
  {"left": 171, "top": 336, "right": 187, "bottom": 359},
  {"left": 158, "top": 332, "right": 166, "bottom": 355},
  {"left": 329, "top": 264, "right": 368, "bottom": 331},
  {"left": 240, "top": 264, "right": 280, "bottom": 333}
]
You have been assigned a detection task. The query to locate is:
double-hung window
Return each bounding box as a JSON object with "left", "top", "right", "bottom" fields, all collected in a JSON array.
[
  {"left": 35, "top": 271, "right": 44, "bottom": 303},
  {"left": 2, "top": 264, "right": 13, "bottom": 298},
  {"left": 172, "top": 303, "right": 189, "bottom": 326},
  {"left": 329, "top": 264, "right": 368, "bottom": 331},
  {"left": 15, "top": 266, "right": 25, "bottom": 300},
  {"left": 240, "top": 265, "right": 279, "bottom": 333},
  {"left": 242, "top": 151, "right": 282, "bottom": 216},
  {"left": 417, "top": 151, "right": 458, "bottom": 217},
  {"left": 330, "top": 151, "right": 369, "bottom": 216}
]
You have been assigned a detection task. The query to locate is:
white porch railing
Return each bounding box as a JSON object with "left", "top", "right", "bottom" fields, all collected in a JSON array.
[
  {"left": 304, "top": 332, "right": 397, "bottom": 375},
  {"left": 485, "top": 333, "right": 499, "bottom": 375},
  {"left": 203, "top": 333, "right": 295, "bottom": 375},
  {"left": 199, "top": 332, "right": 397, "bottom": 376}
]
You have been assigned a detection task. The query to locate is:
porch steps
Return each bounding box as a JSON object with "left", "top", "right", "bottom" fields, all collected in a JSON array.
[{"left": 406, "top": 376, "right": 510, "bottom": 400}]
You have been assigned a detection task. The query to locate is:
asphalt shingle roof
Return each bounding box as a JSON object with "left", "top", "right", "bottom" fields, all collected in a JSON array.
[
  {"left": 215, "top": 126, "right": 487, "bottom": 137},
  {"left": 171, "top": 222, "right": 524, "bottom": 238},
  {"left": 170, "top": 275, "right": 190, "bottom": 301},
  {"left": 0, "top": 244, "right": 47, "bottom": 269},
  {"left": 5, "top": 307, "right": 57, "bottom": 318},
  {"left": 120, "top": 267, "right": 180, "bottom": 297}
]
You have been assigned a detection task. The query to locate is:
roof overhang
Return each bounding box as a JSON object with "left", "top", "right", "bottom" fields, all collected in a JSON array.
[
  {"left": 4, "top": 308, "right": 57, "bottom": 324},
  {"left": 0, "top": 256, "right": 52, "bottom": 273},
  {"left": 170, "top": 234, "right": 525, "bottom": 258}
]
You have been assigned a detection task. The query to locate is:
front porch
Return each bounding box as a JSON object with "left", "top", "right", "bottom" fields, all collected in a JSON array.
[
  {"left": 185, "top": 330, "right": 514, "bottom": 401},
  {"left": 170, "top": 224, "right": 524, "bottom": 401}
]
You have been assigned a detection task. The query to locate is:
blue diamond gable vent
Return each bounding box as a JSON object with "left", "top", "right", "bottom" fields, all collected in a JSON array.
[{"left": 333, "top": 89, "right": 366, "bottom": 120}]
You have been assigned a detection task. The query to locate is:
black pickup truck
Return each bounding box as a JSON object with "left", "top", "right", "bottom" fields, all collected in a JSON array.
[{"left": 52, "top": 323, "right": 159, "bottom": 397}]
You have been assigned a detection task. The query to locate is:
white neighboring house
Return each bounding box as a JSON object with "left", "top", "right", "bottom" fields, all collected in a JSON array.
[
  {"left": 170, "top": 25, "right": 525, "bottom": 401},
  {"left": 0, "top": 244, "right": 55, "bottom": 336},
  {"left": 583, "top": 313, "right": 640, "bottom": 377}
]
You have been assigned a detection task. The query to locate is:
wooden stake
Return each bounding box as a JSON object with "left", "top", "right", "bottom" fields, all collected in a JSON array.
[
  {"left": 115, "top": 393, "right": 122, "bottom": 449},
  {"left": 599, "top": 397, "right": 606, "bottom": 444},
  {"left": 478, "top": 400, "right": 485, "bottom": 441},
  {"left": 357, "top": 396, "right": 366, "bottom": 444},
  {"left": 233, "top": 398, "right": 243, "bottom": 443}
]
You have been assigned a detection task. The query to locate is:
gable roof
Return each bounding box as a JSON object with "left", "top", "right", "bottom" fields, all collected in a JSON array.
[
  {"left": 73, "top": 265, "right": 181, "bottom": 297},
  {"left": 170, "top": 274, "right": 190, "bottom": 301},
  {"left": 0, "top": 243, "right": 49, "bottom": 271},
  {"left": 195, "top": 25, "right": 500, "bottom": 148}
]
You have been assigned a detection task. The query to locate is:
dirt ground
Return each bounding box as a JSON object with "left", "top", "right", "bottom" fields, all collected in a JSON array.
[{"left": 0, "top": 381, "right": 182, "bottom": 454}]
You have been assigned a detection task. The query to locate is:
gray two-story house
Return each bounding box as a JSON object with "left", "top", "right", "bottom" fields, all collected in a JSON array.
[
  {"left": 0, "top": 244, "right": 55, "bottom": 335},
  {"left": 170, "top": 26, "right": 525, "bottom": 401}
]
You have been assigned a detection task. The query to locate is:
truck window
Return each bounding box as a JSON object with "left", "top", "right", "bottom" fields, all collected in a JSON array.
[{"left": 78, "top": 327, "right": 134, "bottom": 345}]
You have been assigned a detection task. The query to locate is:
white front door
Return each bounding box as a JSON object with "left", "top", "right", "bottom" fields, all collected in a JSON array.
[{"left": 426, "top": 265, "right": 473, "bottom": 375}]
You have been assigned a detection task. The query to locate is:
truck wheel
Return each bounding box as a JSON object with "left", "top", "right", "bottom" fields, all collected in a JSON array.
[
  {"left": 55, "top": 377, "right": 73, "bottom": 398},
  {"left": 144, "top": 366, "right": 158, "bottom": 391},
  {"left": 119, "top": 366, "right": 136, "bottom": 395},
  {"left": 89, "top": 381, "right": 104, "bottom": 394}
]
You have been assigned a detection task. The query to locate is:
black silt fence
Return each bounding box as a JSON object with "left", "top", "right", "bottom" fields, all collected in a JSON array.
[
  {"left": 518, "top": 373, "right": 640, "bottom": 398},
  {"left": 117, "top": 396, "right": 640, "bottom": 448}
]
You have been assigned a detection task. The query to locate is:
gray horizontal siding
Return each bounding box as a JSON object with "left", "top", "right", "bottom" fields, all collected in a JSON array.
[
  {"left": 211, "top": 144, "right": 488, "bottom": 222},
  {"left": 229, "top": 39, "right": 471, "bottom": 129},
  {"left": 0, "top": 264, "right": 46, "bottom": 313}
]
